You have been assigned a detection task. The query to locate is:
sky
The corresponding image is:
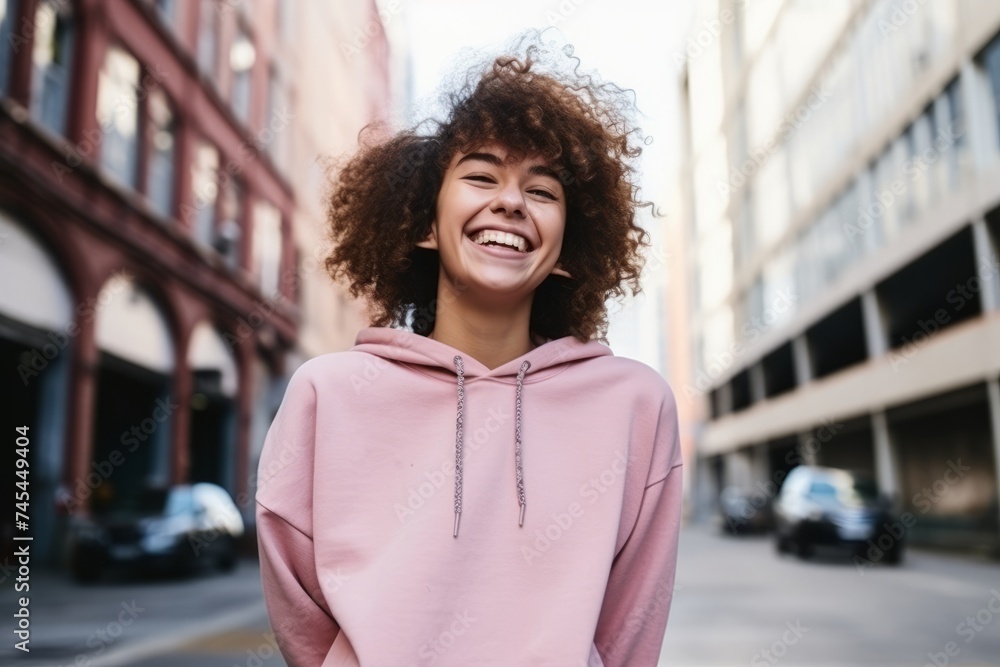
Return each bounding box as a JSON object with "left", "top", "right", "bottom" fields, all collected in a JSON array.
[{"left": 388, "top": 0, "right": 696, "bottom": 372}]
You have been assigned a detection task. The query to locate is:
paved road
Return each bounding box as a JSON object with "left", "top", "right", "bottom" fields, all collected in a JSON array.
[
  {"left": 2, "top": 521, "right": 998, "bottom": 666},
  {"left": 662, "top": 522, "right": 1000, "bottom": 667},
  {"left": 0, "top": 560, "right": 285, "bottom": 667}
]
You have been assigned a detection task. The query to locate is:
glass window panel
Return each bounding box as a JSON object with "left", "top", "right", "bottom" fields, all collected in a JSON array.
[
  {"left": 97, "top": 46, "right": 140, "bottom": 188},
  {"left": 191, "top": 141, "right": 219, "bottom": 246},
  {"left": 146, "top": 87, "right": 175, "bottom": 217},
  {"left": 197, "top": 0, "right": 218, "bottom": 79},
  {"left": 0, "top": 0, "right": 19, "bottom": 95},
  {"left": 217, "top": 177, "right": 243, "bottom": 268},
  {"left": 984, "top": 34, "right": 1000, "bottom": 151},
  {"left": 30, "top": 0, "right": 73, "bottom": 136},
  {"left": 942, "top": 77, "right": 967, "bottom": 190},
  {"left": 230, "top": 28, "right": 254, "bottom": 123},
  {"left": 252, "top": 200, "right": 282, "bottom": 297}
]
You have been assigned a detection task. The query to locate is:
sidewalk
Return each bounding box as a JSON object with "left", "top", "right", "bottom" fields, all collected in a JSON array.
[{"left": 0, "top": 558, "right": 277, "bottom": 667}]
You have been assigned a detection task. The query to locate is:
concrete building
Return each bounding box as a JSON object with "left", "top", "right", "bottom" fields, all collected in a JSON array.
[
  {"left": 675, "top": 0, "right": 1000, "bottom": 556},
  {"left": 0, "top": 0, "right": 391, "bottom": 567}
]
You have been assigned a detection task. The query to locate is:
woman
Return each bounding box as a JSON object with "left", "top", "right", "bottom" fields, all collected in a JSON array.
[{"left": 255, "top": 36, "right": 684, "bottom": 667}]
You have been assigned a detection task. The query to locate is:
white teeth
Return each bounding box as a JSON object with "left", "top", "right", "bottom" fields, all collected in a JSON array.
[{"left": 471, "top": 229, "right": 530, "bottom": 252}]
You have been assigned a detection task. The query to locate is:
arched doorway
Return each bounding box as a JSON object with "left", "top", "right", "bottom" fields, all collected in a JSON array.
[
  {"left": 0, "top": 210, "right": 73, "bottom": 565},
  {"left": 89, "top": 273, "right": 175, "bottom": 516},
  {"left": 187, "top": 321, "right": 239, "bottom": 493}
]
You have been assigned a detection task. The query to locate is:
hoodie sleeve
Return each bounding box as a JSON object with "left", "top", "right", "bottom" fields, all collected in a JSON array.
[
  {"left": 255, "top": 364, "right": 341, "bottom": 667},
  {"left": 592, "top": 387, "right": 684, "bottom": 667}
]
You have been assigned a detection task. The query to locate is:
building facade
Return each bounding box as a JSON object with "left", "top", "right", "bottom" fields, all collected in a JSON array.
[
  {"left": 0, "top": 0, "right": 390, "bottom": 567},
  {"left": 676, "top": 0, "right": 1000, "bottom": 556}
]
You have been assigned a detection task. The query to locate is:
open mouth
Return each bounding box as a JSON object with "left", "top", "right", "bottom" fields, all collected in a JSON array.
[{"left": 466, "top": 229, "right": 534, "bottom": 254}]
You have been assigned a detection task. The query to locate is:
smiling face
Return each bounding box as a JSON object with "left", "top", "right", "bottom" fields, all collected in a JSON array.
[{"left": 416, "top": 144, "right": 568, "bottom": 302}]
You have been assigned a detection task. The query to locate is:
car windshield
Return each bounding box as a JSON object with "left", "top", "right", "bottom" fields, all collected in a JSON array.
[
  {"left": 805, "top": 472, "right": 881, "bottom": 506},
  {"left": 93, "top": 487, "right": 191, "bottom": 519},
  {"left": 842, "top": 477, "right": 880, "bottom": 505}
]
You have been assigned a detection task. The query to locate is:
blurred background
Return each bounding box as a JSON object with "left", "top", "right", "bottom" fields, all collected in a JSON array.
[{"left": 1, "top": 0, "right": 1000, "bottom": 665}]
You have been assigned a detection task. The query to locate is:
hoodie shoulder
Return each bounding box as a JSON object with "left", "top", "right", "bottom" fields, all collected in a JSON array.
[{"left": 589, "top": 354, "right": 676, "bottom": 401}]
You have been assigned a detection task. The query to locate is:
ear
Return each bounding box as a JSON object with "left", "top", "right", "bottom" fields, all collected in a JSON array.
[
  {"left": 415, "top": 221, "right": 438, "bottom": 250},
  {"left": 550, "top": 262, "right": 572, "bottom": 279}
]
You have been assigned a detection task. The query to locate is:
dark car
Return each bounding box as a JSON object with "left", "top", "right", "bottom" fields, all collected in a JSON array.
[
  {"left": 718, "top": 484, "right": 775, "bottom": 535},
  {"left": 773, "top": 465, "right": 904, "bottom": 564},
  {"left": 69, "top": 482, "right": 244, "bottom": 582}
]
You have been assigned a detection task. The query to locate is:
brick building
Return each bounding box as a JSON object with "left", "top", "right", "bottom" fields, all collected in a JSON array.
[{"left": 0, "top": 0, "right": 391, "bottom": 566}]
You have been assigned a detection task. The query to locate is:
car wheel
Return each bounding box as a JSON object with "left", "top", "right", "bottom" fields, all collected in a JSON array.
[
  {"left": 796, "top": 537, "right": 814, "bottom": 559},
  {"left": 71, "top": 554, "right": 102, "bottom": 584},
  {"left": 217, "top": 537, "right": 237, "bottom": 572},
  {"left": 883, "top": 545, "right": 904, "bottom": 565}
]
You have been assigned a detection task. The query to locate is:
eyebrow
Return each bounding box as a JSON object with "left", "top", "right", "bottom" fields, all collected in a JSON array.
[{"left": 456, "top": 152, "right": 562, "bottom": 182}]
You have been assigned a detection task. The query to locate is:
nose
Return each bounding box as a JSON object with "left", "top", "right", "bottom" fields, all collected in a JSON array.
[{"left": 490, "top": 182, "right": 526, "bottom": 218}]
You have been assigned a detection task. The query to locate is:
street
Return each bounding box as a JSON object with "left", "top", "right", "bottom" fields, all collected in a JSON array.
[
  {"left": 663, "top": 522, "right": 1000, "bottom": 666},
  {"left": 2, "top": 521, "right": 998, "bottom": 666}
]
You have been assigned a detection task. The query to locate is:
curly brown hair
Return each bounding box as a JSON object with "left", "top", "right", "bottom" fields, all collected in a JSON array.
[{"left": 323, "top": 33, "right": 654, "bottom": 343}]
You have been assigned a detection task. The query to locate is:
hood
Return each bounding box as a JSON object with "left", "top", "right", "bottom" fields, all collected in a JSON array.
[{"left": 351, "top": 326, "right": 613, "bottom": 538}]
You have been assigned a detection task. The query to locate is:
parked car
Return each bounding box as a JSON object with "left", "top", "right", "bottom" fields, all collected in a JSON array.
[
  {"left": 69, "top": 482, "right": 244, "bottom": 582},
  {"left": 773, "top": 465, "right": 904, "bottom": 564},
  {"left": 718, "top": 485, "right": 774, "bottom": 534}
]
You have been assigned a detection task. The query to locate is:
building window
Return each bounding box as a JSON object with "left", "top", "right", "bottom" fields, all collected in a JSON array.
[
  {"left": 146, "top": 87, "right": 175, "bottom": 217},
  {"left": 30, "top": 0, "right": 73, "bottom": 136},
  {"left": 216, "top": 177, "right": 244, "bottom": 268},
  {"left": 229, "top": 27, "right": 255, "bottom": 123},
  {"left": 252, "top": 200, "right": 282, "bottom": 297},
  {"left": 265, "top": 63, "right": 289, "bottom": 169},
  {"left": 0, "top": 0, "right": 18, "bottom": 95},
  {"left": 197, "top": 0, "right": 218, "bottom": 81},
  {"left": 983, "top": 33, "right": 1000, "bottom": 150},
  {"left": 154, "top": 0, "right": 176, "bottom": 27},
  {"left": 97, "top": 46, "right": 141, "bottom": 188},
  {"left": 941, "top": 76, "right": 967, "bottom": 190},
  {"left": 191, "top": 140, "right": 219, "bottom": 246}
]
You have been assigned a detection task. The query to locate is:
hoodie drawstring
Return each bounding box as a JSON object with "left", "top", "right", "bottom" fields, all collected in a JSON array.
[{"left": 452, "top": 355, "right": 531, "bottom": 538}]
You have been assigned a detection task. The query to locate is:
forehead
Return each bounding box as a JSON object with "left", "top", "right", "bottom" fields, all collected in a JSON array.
[{"left": 448, "top": 144, "right": 563, "bottom": 181}]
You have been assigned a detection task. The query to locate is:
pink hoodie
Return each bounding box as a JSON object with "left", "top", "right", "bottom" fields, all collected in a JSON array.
[{"left": 255, "top": 326, "right": 683, "bottom": 667}]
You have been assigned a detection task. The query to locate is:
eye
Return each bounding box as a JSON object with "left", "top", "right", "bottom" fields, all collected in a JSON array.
[
  {"left": 528, "top": 188, "right": 558, "bottom": 201},
  {"left": 462, "top": 174, "right": 496, "bottom": 184}
]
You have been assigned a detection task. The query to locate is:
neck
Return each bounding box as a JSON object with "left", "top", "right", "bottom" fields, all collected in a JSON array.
[{"left": 426, "top": 279, "right": 537, "bottom": 371}]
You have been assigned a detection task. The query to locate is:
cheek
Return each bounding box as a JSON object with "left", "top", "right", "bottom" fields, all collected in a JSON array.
[{"left": 540, "top": 211, "right": 567, "bottom": 249}]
